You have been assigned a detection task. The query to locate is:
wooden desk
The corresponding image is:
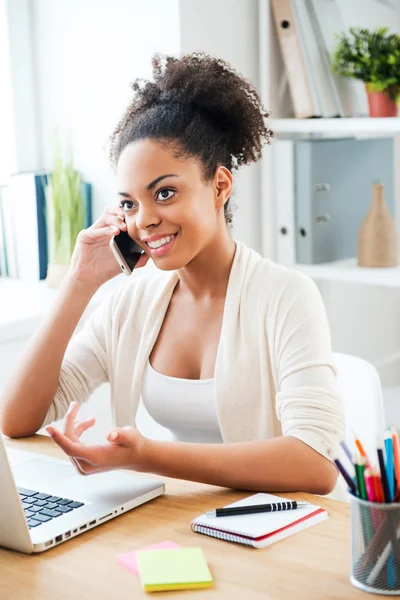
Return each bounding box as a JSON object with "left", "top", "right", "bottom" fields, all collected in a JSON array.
[{"left": 2, "top": 436, "right": 384, "bottom": 599}]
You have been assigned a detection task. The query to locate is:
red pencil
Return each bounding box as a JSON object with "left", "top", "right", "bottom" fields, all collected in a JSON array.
[
  {"left": 364, "top": 468, "right": 376, "bottom": 502},
  {"left": 391, "top": 428, "right": 400, "bottom": 498},
  {"left": 372, "top": 468, "right": 385, "bottom": 503}
]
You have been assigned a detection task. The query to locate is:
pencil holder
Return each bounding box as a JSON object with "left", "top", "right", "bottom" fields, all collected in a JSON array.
[{"left": 349, "top": 493, "right": 400, "bottom": 595}]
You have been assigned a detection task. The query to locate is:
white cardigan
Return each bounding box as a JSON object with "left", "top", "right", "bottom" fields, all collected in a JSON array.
[{"left": 42, "top": 241, "right": 345, "bottom": 462}]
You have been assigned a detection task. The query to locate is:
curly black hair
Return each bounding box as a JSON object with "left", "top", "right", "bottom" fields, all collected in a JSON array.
[{"left": 109, "top": 53, "right": 274, "bottom": 226}]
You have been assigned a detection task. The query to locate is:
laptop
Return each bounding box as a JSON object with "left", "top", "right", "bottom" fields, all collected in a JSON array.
[{"left": 1, "top": 434, "right": 165, "bottom": 554}]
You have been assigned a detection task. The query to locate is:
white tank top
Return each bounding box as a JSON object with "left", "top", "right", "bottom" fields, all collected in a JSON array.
[{"left": 141, "top": 361, "right": 223, "bottom": 443}]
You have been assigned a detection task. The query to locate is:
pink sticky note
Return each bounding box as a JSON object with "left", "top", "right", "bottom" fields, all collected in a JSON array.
[{"left": 116, "top": 541, "right": 180, "bottom": 576}]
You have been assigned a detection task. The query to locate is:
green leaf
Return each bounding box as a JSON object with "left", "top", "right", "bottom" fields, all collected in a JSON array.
[
  {"left": 331, "top": 26, "right": 400, "bottom": 102},
  {"left": 43, "top": 135, "right": 86, "bottom": 266}
]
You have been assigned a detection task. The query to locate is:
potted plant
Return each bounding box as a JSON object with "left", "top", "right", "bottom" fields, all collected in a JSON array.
[
  {"left": 332, "top": 27, "right": 400, "bottom": 117},
  {"left": 44, "top": 142, "right": 86, "bottom": 288}
]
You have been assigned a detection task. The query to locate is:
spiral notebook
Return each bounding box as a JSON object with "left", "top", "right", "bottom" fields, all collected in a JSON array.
[{"left": 191, "top": 493, "right": 328, "bottom": 548}]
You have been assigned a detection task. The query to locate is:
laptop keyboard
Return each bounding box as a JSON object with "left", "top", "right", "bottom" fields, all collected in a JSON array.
[{"left": 17, "top": 487, "right": 85, "bottom": 529}]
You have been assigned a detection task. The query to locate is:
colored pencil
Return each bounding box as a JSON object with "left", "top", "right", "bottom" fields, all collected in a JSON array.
[
  {"left": 377, "top": 441, "right": 391, "bottom": 503},
  {"left": 340, "top": 440, "right": 353, "bottom": 465},
  {"left": 372, "top": 468, "right": 385, "bottom": 503},
  {"left": 392, "top": 428, "right": 400, "bottom": 498},
  {"left": 364, "top": 468, "right": 376, "bottom": 502},
  {"left": 385, "top": 431, "right": 395, "bottom": 502},
  {"left": 333, "top": 457, "right": 357, "bottom": 495},
  {"left": 353, "top": 430, "right": 367, "bottom": 458},
  {"left": 354, "top": 455, "right": 368, "bottom": 501}
]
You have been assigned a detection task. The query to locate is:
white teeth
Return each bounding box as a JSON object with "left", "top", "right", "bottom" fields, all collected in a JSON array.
[{"left": 147, "top": 235, "right": 175, "bottom": 249}]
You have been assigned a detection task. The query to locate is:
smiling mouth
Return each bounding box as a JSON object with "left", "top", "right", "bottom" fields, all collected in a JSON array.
[{"left": 144, "top": 233, "right": 178, "bottom": 250}]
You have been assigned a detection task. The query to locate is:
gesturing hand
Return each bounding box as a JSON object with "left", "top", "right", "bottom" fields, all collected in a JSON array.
[{"left": 45, "top": 401, "right": 147, "bottom": 476}]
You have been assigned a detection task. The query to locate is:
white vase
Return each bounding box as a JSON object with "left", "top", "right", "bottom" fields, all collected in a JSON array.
[{"left": 46, "top": 263, "right": 70, "bottom": 289}]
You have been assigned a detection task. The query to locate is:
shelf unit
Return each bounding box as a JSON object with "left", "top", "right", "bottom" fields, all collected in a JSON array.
[
  {"left": 256, "top": 0, "right": 400, "bottom": 385},
  {"left": 295, "top": 259, "right": 400, "bottom": 289},
  {"left": 272, "top": 117, "right": 400, "bottom": 136},
  {"left": 258, "top": 0, "right": 400, "bottom": 266}
]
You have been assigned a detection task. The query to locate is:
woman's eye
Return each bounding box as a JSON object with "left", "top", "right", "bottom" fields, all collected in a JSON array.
[
  {"left": 156, "top": 188, "right": 175, "bottom": 202},
  {"left": 119, "top": 200, "right": 134, "bottom": 212}
]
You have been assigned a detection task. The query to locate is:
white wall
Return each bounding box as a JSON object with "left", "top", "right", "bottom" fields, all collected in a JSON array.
[
  {"left": 338, "top": 0, "right": 400, "bottom": 28},
  {"left": 31, "top": 0, "right": 180, "bottom": 219},
  {"left": 4, "top": 0, "right": 38, "bottom": 174},
  {"left": 0, "top": 0, "right": 16, "bottom": 183},
  {"left": 179, "top": 0, "right": 263, "bottom": 252}
]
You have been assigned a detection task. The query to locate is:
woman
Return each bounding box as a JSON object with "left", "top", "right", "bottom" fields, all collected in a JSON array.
[{"left": 0, "top": 54, "right": 344, "bottom": 494}]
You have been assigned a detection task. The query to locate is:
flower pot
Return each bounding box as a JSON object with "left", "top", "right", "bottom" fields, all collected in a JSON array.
[
  {"left": 357, "top": 183, "right": 398, "bottom": 268},
  {"left": 46, "top": 263, "right": 70, "bottom": 288},
  {"left": 365, "top": 86, "right": 398, "bottom": 117}
]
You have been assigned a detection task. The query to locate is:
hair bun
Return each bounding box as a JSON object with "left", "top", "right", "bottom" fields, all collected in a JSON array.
[{"left": 147, "top": 53, "right": 273, "bottom": 168}]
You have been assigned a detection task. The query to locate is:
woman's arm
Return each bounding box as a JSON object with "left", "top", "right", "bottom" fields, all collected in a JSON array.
[
  {"left": 0, "top": 206, "right": 137, "bottom": 439},
  {"left": 0, "top": 276, "right": 99, "bottom": 438},
  {"left": 43, "top": 413, "right": 336, "bottom": 494},
  {"left": 143, "top": 435, "right": 338, "bottom": 494}
]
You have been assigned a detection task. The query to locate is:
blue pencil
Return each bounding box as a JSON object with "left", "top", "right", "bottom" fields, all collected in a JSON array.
[
  {"left": 340, "top": 440, "right": 353, "bottom": 465},
  {"left": 385, "top": 431, "right": 395, "bottom": 502}
]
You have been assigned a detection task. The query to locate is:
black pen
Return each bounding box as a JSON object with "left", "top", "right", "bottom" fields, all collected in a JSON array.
[{"left": 205, "top": 500, "right": 310, "bottom": 518}]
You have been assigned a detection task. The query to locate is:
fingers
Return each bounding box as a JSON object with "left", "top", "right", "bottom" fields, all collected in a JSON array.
[
  {"left": 46, "top": 422, "right": 125, "bottom": 476},
  {"left": 92, "top": 207, "right": 127, "bottom": 231},
  {"left": 75, "top": 416, "right": 96, "bottom": 437},
  {"left": 105, "top": 206, "right": 126, "bottom": 219},
  {"left": 63, "top": 402, "right": 96, "bottom": 444},
  {"left": 77, "top": 226, "right": 121, "bottom": 246},
  {"left": 46, "top": 426, "right": 107, "bottom": 467},
  {"left": 46, "top": 426, "right": 87, "bottom": 459},
  {"left": 64, "top": 401, "right": 80, "bottom": 438}
]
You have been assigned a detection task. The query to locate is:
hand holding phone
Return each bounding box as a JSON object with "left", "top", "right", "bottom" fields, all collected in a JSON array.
[
  {"left": 67, "top": 206, "right": 148, "bottom": 287},
  {"left": 109, "top": 230, "right": 144, "bottom": 275}
]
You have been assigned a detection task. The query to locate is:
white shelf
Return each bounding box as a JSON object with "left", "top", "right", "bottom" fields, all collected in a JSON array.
[
  {"left": 295, "top": 258, "right": 400, "bottom": 288},
  {"left": 272, "top": 117, "right": 400, "bottom": 136}
]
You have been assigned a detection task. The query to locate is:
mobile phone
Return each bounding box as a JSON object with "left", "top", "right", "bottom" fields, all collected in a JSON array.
[{"left": 109, "top": 230, "right": 144, "bottom": 275}]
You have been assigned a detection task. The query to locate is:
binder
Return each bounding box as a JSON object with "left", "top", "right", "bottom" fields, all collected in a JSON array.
[
  {"left": 304, "top": 0, "right": 344, "bottom": 117},
  {"left": 270, "top": 0, "right": 317, "bottom": 118},
  {"left": 274, "top": 140, "right": 296, "bottom": 266},
  {"left": 290, "top": 0, "right": 324, "bottom": 116},
  {"left": 0, "top": 185, "right": 18, "bottom": 278},
  {"left": 309, "top": 0, "right": 369, "bottom": 117},
  {"left": 291, "top": 0, "right": 343, "bottom": 117},
  {"left": 271, "top": 0, "right": 344, "bottom": 118},
  {"left": 0, "top": 186, "right": 11, "bottom": 276},
  {"left": 81, "top": 182, "right": 93, "bottom": 228},
  {"left": 8, "top": 173, "right": 93, "bottom": 282},
  {"left": 9, "top": 171, "right": 49, "bottom": 281}
]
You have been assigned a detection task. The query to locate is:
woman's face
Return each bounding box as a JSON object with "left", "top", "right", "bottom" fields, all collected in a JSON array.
[{"left": 116, "top": 139, "right": 232, "bottom": 270}]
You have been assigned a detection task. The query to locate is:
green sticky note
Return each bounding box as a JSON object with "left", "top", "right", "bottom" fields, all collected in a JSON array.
[{"left": 136, "top": 547, "right": 213, "bottom": 592}]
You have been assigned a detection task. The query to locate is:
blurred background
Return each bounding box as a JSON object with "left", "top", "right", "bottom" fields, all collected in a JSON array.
[{"left": 1, "top": 0, "right": 400, "bottom": 442}]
